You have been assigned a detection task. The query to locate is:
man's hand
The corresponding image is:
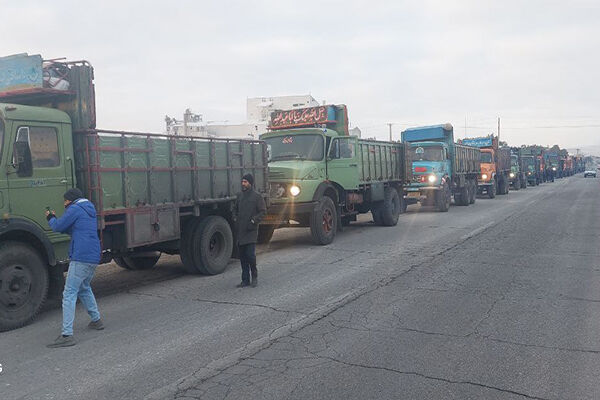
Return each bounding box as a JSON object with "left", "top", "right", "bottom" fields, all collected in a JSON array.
[{"left": 45, "top": 210, "right": 56, "bottom": 221}]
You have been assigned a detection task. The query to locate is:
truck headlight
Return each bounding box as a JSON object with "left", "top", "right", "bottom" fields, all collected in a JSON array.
[
  {"left": 289, "top": 185, "right": 301, "bottom": 197},
  {"left": 428, "top": 175, "right": 436, "bottom": 183},
  {"left": 509, "top": 172, "right": 515, "bottom": 178},
  {"left": 481, "top": 174, "right": 488, "bottom": 180},
  {"left": 552, "top": 167, "right": 557, "bottom": 171},
  {"left": 527, "top": 172, "right": 532, "bottom": 175}
]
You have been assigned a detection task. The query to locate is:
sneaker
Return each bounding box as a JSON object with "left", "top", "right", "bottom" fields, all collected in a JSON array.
[
  {"left": 236, "top": 282, "right": 250, "bottom": 288},
  {"left": 88, "top": 319, "right": 105, "bottom": 330},
  {"left": 47, "top": 335, "right": 76, "bottom": 348},
  {"left": 251, "top": 278, "right": 258, "bottom": 288}
]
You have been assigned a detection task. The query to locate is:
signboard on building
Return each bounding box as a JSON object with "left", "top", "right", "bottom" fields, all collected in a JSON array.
[
  {"left": 0, "top": 54, "right": 43, "bottom": 93},
  {"left": 269, "top": 105, "right": 336, "bottom": 130}
]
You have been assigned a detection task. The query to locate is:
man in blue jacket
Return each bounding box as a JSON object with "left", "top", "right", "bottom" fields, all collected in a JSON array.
[{"left": 46, "top": 188, "right": 104, "bottom": 348}]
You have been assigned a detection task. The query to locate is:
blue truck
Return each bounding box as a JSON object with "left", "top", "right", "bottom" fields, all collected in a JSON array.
[{"left": 402, "top": 124, "right": 480, "bottom": 212}]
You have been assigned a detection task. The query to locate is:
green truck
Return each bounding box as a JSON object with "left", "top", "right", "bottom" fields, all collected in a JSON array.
[
  {"left": 509, "top": 147, "right": 528, "bottom": 190},
  {"left": 0, "top": 54, "right": 268, "bottom": 331},
  {"left": 259, "top": 104, "right": 411, "bottom": 245}
]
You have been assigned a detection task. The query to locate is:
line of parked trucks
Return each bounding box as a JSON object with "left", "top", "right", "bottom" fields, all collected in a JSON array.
[{"left": 0, "top": 54, "right": 586, "bottom": 331}]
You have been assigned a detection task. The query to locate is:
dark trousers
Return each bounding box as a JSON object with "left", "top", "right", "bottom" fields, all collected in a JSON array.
[{"left": 239, "top": 243, "right": 257, "bottom": 284}]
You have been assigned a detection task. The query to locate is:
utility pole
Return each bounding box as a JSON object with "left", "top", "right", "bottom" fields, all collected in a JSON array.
[
  {"left": 387, "top": 123, "right": 393, "bottom": 141},
  {"left": 497, "top": 117, "right": 500, "bottom": 142}
]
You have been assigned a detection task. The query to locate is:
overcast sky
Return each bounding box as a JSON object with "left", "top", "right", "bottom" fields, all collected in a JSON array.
[{"left": 2, "top": 0, "right": 599, "bottom": 152}]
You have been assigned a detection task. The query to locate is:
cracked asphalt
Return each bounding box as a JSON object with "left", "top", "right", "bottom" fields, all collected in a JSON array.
[{"left": 1, "top": 175, "right": 597, "bottom": 399}]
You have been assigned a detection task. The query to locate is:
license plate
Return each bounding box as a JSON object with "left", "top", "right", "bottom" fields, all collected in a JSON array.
[{"left": 407, "top": 192, "right": 421, "bottom": 198}]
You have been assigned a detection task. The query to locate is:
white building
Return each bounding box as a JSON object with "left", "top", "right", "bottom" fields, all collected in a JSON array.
[
  {"left": 167, "top": 95, "right": 363, "bottom": 139},
  {"left": 167, "top": 95, "right": 323, "bottom": 139}
]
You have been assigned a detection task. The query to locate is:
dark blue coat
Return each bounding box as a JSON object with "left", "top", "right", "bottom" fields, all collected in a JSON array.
[{"left": 49, "top": 198, "right": 101, "bottom": 264}]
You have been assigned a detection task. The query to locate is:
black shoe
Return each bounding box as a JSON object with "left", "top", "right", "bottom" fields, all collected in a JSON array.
[
  {"left": 47, "top": 335, "right": 76, "bottom": 348},
  {"left": 236, "top": 282, "right": 250, "bottom": 288},
  {"left": 251, "top": 278, "right": 258, "bottom": 287}
]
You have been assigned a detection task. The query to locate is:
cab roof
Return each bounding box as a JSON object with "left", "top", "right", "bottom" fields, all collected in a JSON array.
[{"left": 0, "top": 103, "right": 71, "bottom": 124}]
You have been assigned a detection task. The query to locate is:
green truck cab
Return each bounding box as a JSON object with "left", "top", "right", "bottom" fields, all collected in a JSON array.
[
  {"left": 509, "top": 147, "right": 528, "bottom": 190},
  {"left": 0, "top": 54, "right": 268, "bottom": 331},
  {"left": 259, "top": 105, "right": 411, "bottom": 245}
]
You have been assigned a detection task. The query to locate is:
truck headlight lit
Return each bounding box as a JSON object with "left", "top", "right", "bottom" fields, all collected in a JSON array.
[
  {"left": 289, "top": 185, "right": 301, "bottom": 197},
  {"left": 481, "top": 174, "right": 488, "bottom": 180},
  {"left": 428, "top": 175, "right": 436, "bottom": 183},
  {"left": 527, "top": 172, "right": 532, "bottom": 175},
  {"left": 509, "top": 172, "right": 515, "bottom": 178},
  {"left": 552, "top": 167, "right": 557, "bottom": 171}
]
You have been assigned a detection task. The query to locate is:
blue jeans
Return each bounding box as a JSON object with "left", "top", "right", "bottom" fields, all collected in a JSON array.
[{"left": 62, "top": 261, "right": 100, "bottom": 336}]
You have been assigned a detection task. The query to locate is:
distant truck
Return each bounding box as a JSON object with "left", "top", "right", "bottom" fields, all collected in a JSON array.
[
  {"left": 520, "top": 147, "right": 542, "bottom": 186},
  {"left": 259, "top": 104, "right": 411, "bottom": 245},
  {"left": 461, "top": 135, "right": 510, "bottom": 198},
  {"left": 401, "top": 124, "right": 480, "bottom": 211},
  {"left": 544, "top": 152, "right": 559, "bottom": 182},
  {"left": 0, "top": 54, "right": 268, "bottom": 331},
  {"left": 509, "top": 147, "right": 528, "bottom": 190}
]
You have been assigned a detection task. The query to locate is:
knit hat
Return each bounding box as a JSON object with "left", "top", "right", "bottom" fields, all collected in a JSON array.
[
  {"left": 242, "top": 173, "right": 254, "bottom": 186},
  {"left": 64, "top": 188, "right": 84, "bottom": 202}
]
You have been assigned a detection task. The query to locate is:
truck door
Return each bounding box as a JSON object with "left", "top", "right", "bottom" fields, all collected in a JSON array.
[
  {"left": 7, "top": 123, "right": 70, "bottom": 230},
  {"left": 327, "top": 136, "right": 359, "bottom": 190}
]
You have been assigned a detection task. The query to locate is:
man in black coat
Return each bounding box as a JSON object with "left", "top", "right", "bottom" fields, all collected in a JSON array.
[{"left": 235, "top": 173, "right": 266, "bottom": 287}]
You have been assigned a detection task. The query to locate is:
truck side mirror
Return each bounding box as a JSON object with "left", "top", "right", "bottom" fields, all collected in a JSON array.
[{"left": 13, "top": 127, "right": 33, "bottom": 177}]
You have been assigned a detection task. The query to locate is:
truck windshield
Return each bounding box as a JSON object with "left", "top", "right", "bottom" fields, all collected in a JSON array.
[
  {"left": 480, "top": 153, "right": 493, "bottom": 163},
  {"left": 511, "top": 156, "right": 518, "bottom": 166},
  {"left": 264, "top": 134, "right": 324, "bottom": 161},
  {"left": 411, "top": 146, "right": 444, "bottom": 161}
]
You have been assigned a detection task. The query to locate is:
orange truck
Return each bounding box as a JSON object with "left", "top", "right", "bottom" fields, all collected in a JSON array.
[{"left": 461, "top": 135, "right": 511, "bottom": 198}]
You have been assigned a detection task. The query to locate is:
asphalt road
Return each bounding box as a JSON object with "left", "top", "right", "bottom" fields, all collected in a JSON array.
[{"left": 1, "top": 175, "right": 598, "bottom": 399}]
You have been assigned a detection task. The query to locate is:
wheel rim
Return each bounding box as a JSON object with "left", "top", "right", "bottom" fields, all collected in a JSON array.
[
  {"left": 0, "top": 264, "right": 33, "bottom": 310},
  {"left": 322, "top": 208, "right": 334, "bottom": 233},
  {"left": 208, "top": 231, "right": 225, "bottom": 257}
]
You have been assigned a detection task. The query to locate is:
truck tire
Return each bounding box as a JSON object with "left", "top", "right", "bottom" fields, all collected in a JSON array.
[
  {"left": 521, "top": 177, "right": 527, "bottom": 189},
  {"left": 257, "top": 225, "right": 275, "bottom": 244},
  {"left": 381, "top": 187, "right": 401, "bottom": 226},
  {"left": 180, "top": 218, "right": 202, "bottom": 274},
  {"left": 123, "top": 252, "right": 161, "bottom": 270},
  {"left": 488, "top": 180, "right": 496, "bottom": 198},
  {"left": 469, "top": 180, "right": 476, "bottom": 204},
  {"left": 0, "top": 241, "right": 49, "bottom": 332},
  {"left": 498, "top": 178, "right": 507, "bottom": 195},
  {"left": 310, "top": 196, "right": 337, "bottom": 245},
  {"left": 436, "top": 183, "right": 451, "bottom": 212},
  {"left": 191, "top": 216, "right": 234, "bottom": 275},
  {"left": 113, "top": 256, "right": 132, "bottom": 270},
  {"left": 456, "top": 184, "right": 469, "bottom": 206},
  {"left": 371, "top": 203, "right": 384, "bottom": 225}
]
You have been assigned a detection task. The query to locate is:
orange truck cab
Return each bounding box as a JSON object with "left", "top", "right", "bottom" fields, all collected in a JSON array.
[{"left": 461, "top": 135, "right": 511, "bottom": 199}]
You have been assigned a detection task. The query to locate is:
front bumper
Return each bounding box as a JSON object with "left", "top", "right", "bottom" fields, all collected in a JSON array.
[{"left": 262, "top": 201, "right": 317, "bottom": 225}]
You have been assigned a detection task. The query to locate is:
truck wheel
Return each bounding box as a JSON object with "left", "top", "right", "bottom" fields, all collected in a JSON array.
[
  {"left": 381, "top": 187, "right": 401, "bottom": 226},
  {"left": 257, "top": 225, "right": 275, "bottom": 244},
  {"left": 310, "top": 196, "right": 337, "bottom": 245},
  {"left": 0, "top": 241, "right": 49, "bottom": 332},
  {"left": 191, "top": 216, "right": 234, "bottom": 275},
  {"left": 456, "top": 185, "right": 469, "bottom": 206},
  {"left": 122, "top": 252, "right": 161, "bottom": 270},
  {"left": 521, "top": 177, "right": 527, "bottom": 189},
  {"left": 180, "top": 218, "right": 202, "bottom": 274},
  {"left": 488, "top": 180, "right": 496, "bottom": 198},
  {"left": 371, "top": 204, "right": 384, "bottom": 225},
  {"left": 436, "top": 183, "right": 451, "bottom": 212},
  {"left": 469, "top": 180, "right": 476, "bottom": 204},
  {"left": 498, "top": 178, "right": 507, "bottom": 195}
]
